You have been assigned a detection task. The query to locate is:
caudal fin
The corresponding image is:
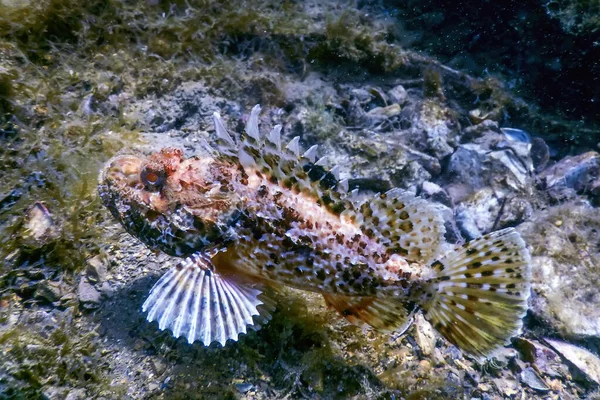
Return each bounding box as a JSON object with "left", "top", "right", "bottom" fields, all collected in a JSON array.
[{"left": 419, "top": 228, "right": 531, "bottom": 358}]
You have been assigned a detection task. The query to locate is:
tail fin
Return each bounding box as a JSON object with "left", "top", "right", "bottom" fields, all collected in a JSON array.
[{"left": 419, "top": 228, "right": 531, "bottom": 358}]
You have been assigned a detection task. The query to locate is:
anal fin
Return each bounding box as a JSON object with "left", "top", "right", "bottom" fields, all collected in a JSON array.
[
  {"left": 323, "top": 293, "right": 415, "bottom": 334},
  {"left": 142, "top": 253, "right": 269, "bottom": 346}
]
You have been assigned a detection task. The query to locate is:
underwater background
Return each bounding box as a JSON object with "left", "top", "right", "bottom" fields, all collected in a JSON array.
[{"left": 0, "top": 0, "right": 599, "bottom": 398}]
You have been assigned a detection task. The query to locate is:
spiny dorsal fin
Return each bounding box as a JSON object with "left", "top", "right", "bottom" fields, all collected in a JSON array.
[
  {"left": 341, "top": 188, "right": 446, "bottom": 264},
  {"left": 211, "top": 105, "right": 347, "bottom": 214}
]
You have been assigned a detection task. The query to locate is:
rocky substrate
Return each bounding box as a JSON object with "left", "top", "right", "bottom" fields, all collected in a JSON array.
[{"left": 1, "top": 0, "right": 600, "bottom": 399}]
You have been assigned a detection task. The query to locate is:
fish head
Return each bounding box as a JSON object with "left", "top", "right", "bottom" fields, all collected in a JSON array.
[{"left": 99, "top": 147, "right": 241, "bottom": 256}]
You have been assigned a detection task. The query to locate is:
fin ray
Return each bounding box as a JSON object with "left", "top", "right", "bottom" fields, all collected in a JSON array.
[
  {"left": 324, "top": 293, "right": 415, "bottom": 333},
  {"left": 142, "top": 254, "right": 267, "bottom": 346},
  {"left": 420, "top": 228, "right": 531, "bottom": 358}
]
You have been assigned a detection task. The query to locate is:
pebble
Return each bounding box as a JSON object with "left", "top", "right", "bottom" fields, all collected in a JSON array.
[
  {"left": 414, "top": 314, "right": 436, "bottom": 357},
  {"left": 78, "top": 279, "right": 101, "bottom": 309},
  {"left": 388, "top": 84, "right": 408, "bottom": 105},
  {"left": 520, "top": 367, "right": 550, "bottom": 393},
  {"left": 87, "top": 255, "right": 108, "bottom": 283}
]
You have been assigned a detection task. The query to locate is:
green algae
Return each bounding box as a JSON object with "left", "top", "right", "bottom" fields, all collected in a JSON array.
[{"left": 0, "top": 307, "right": 124, "bottom": 399}]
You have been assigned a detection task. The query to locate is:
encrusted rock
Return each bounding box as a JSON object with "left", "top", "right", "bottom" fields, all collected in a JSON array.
[{"left": 519, "top": 202, "right": 600, "bottom": 338}]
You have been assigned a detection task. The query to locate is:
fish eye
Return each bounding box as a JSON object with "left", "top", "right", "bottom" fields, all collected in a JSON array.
[{"left": 141, "top": 167, "right": 166, "bottom": 190}]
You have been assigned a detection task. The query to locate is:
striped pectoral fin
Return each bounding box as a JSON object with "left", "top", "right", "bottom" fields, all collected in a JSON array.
[
  {"left": 323, "top": 293, "right": 416, "bottom": 335},
  {"left": 142, "top": 253, "right": 269, "bottom": 346},
  {"left": 421, "top": 228, "right": 531, "bottom": 359}
]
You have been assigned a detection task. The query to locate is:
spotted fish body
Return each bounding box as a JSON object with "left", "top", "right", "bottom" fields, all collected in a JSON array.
[{"left": 99, "top": 105, "right": 531, "bottom": 358}]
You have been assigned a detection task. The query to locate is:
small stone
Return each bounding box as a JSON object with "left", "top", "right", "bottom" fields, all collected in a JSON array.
[
  {"left": 417, "top": 360, "right": 432, "bottom": 377},
  {"left": 87, "top": 255, "right": 108, "bottom": 283},
  {"left": 234, "top": 382, "right": 253, "bottom": 393},
  {"left": 367, "top": 103, "right": 402, "bottom": 118},
  {"left": 531, "top": 137, "right": 550, "bottom": 172},
  {"left": 78, "top": 279, "right": 101, "bottom": 309},
  {"left": 34, "top": 280, "right": 66, "bottom": 303},
  {"left": 65, "top": 388, "right": 87, "bottom": 400},
  {"left": 22, "top": 202, "right": 58, "bottom": 246},
  {"left": 492, "top": 375, "right": 519, "bottom": 397},
  {"left": 520, "top": 367, "right": 550, "bottom": 392},
  {"left": 414, "top": 314, "right": 436, "bottom": 357},
  {"left": 388, "top": 84, "right": 408, "bottom": 105}
]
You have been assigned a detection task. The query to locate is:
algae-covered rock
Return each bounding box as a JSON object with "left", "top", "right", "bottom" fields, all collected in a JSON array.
[{"left": 520, "top": 202, "right": 600, "bottom": 339}]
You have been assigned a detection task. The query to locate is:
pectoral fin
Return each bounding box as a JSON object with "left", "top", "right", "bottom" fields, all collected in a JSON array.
[{"left": 142, "top": 253, "right": 270, "bottom": 346}]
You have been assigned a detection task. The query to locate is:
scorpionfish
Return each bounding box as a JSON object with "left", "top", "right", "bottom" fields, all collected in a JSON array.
[{"left": 99, "top": 105, "right": 531, "bottom": 358}]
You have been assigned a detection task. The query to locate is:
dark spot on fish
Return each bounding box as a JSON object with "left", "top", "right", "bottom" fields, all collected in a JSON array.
[
  {"left": 399, "top": 220, "right": 413, "bottom": 232},
  {"left": 507, "top": 283, "right": 516, "bottom": 289},
  {"left": 491, "top": 256, "right": 500, "bottom": 262},
  {"left": 257, "top": 185, "right": 268, "bottom": 197},
  {"left": 440, "top": 276, "right": 451, "bottom": 281},
  {"left": 505, "top": 259, "right": 514, "bottom": 264},
  {"left": 431, "top": 260, "right": 444, "bottom": 271},
  {"left": 316, "top": 269, "right": 326, "bottom": 281},
  {"left": 399, "top": 210, "right": 409, "bottom": 220},
  {"left": 320, "top": 172, "right": 337, "bottom": 189},
  {"left": 294, "top": 267, "right": 304, "bottom": 276},
  {"left": 506, "top": 268, "right": 515, "bottom": 273},
  {"left": 464, "top": 273, "right": 472, "bottom": 278},
  {"left": 466, "top": 247, "right": 477, "bottom": 255},
  {"left": 265, "top": 264, "right": 276, "bottom": 271},
  {"left": 481, "top": 270, "right": 494, "bottom": 277},
  {"left": 471, "top": 261, "right": 482, "bottom": 268},
  {"left": 269, "top": 175, "right": 278, "bottom": 184}
]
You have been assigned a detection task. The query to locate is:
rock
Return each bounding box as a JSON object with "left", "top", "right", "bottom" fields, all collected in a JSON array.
[
  {"left": 234, "top": 382, "right": 253, "bottom": 393},
  {"left": 65, "top": 388, "right": 87, "bottom": 400},
  {"left": 420, "top": 181, "right": 453, "bottom": 208},
  {"left": 388, "top": 84, "right": 408, "bottom": 105},
  {"left": 519, "top": 202, "right": 600, "bottom": 338},
  {"left": 539, "top": 151, "right": 600, "bottom": 203},
  {"left": 34, "top": 280, "right": 67, "bottom": 303},
  {"left": 492, "top": 373, "right": 519, "bottom": 397},
  {"left": 513, "top": 338, "right": 567, "bottom": 380},
  {"left": 520, "top": 367, "right": 550, "bottom": 392},
  {"left": 350, "top": 88, "right": 374, "bottom": 104},
  {"left": 531, "top": 137, "right": 550, "bottom": 172},
  {"left": 544, "top": 339, "right": 600, "bottom": 385},
  {"left": 446, "top": 129, "right": 534, "bottom": 196},
  {"left": 366, "top": 103, "right": 401, "bottom": 119},
  {"left": 22, "top": 202, "right": 58, "bottom": 247},
  {"left": 86, "top": 255, "right": 108, "bottom": 283},
  {"left": 414, "top": 314, "right": 436, "bottom": 357},
  {"left": 409, "top": 100, "right": 458, "bottom": 160},
  {"left": 391, "top": 161, "right": 431, "bottom": 190},
  {"left": 78, "top": 279, "right": 101, "bottom": 309}
]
